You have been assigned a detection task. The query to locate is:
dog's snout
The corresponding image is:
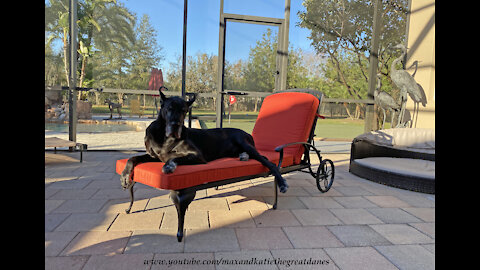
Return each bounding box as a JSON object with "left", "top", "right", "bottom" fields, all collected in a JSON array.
[
  {"left": 174, "top": 126, "right": 183, "bottom": 139},
  {"left": 165, "top": 123, "right": 183, "bottom": 139}
]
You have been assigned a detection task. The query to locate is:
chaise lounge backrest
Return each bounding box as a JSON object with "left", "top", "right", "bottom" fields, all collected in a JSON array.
[{"left": 252, "top": 92, "right": 320, "bottom": 164}]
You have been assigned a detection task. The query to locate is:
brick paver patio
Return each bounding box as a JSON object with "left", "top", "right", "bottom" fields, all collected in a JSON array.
[{"left": 45, "top": 150, "right": 434, "bottom": 270}]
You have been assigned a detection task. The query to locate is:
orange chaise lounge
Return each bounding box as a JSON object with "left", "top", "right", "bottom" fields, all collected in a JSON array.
[{"left": 115, "top": 90, "right": 334, "bottom": 242}]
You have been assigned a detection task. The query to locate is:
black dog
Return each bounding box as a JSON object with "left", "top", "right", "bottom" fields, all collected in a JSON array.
[{"left": 120, "top": 91, "right": 289, "bottom": 193}]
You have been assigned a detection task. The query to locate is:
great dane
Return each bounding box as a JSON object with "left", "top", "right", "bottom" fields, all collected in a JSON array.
[{"left": 120, "top": 90, "right": 289, "bottom": 193}]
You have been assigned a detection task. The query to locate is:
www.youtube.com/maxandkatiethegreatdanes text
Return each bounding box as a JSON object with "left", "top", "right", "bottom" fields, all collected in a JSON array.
[{"left": 144, "top": 257, "right": 330, "bottom": 268}]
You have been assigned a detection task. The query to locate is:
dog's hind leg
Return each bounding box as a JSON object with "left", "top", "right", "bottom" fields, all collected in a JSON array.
[{"left": 238, "top": 140, "right": 289, "bottom": 193}]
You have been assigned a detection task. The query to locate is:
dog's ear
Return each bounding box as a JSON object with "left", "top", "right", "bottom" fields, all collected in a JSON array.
[
  {"left": 159, "top": 89, "right": 167, "bottom": 104},
  {"left": 185, "top": 93, "right": 196, "bottom": 108}
]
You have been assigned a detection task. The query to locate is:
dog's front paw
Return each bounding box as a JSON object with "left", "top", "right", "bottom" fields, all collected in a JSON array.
[
  {"left": 239, "top": 152, "right": 249, "bottom": 161},
  {"left": 162, "top": 160, "right": 177, "bottom": 174},
  {"left": 120, "top": 172, "right": 133, "bottom": 189}
]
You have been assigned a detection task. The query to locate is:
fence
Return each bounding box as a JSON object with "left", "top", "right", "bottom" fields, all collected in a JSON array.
[{"left": 45, "top": 86, "right": 375, "bottom": 120}]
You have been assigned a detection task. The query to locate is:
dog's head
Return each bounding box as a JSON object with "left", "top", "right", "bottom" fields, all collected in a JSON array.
[{"left": 159, "top": 91, "right": 196, "bottom": 139}]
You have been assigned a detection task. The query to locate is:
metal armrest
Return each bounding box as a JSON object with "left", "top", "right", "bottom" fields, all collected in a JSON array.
[
  {"left": 274, "top": 142, "right": 315, "bottom": 152},
  {"left": 274, "top": 142, "right": 319, "bottom": 167}
]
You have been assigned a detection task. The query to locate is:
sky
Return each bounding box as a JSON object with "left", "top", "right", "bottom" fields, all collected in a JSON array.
[{"left": 121, "top": 0, "right": 314, "bottom": 70}]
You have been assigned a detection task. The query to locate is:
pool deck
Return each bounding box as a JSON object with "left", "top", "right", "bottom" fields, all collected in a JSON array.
[
  {"left": 45, "top": 151, "right": 434, "bottom": 270},
  {"left": 45, "top": 115, "right": 154, "bottom": 151}
]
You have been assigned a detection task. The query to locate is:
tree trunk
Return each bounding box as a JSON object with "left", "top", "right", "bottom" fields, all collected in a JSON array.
[
  {"left": 117, "top": 93, "right": 124, "bottom": 104},
  {"left": 254, "top": 97, "right": 260, "bottom": 112},
  {"left": 78, "top": 56, "right": 87, "bottom": 100},
  {"left": 328, "top": 51, "right": 362, "bottom": 100},
  {"left": 79, "top": 57, "right": 87, "bottom": 88},
  {"left": 343, "top": 103, "right": 353, "bottom": 120},
  {"left": 62, "top": 30, "right": 70, "bottom": 87},
  {"left": 354, "top": 104, "right": 361, "bottom": 119},
  {"left": 95, "top": 92, "right": 100, "bottom": 105}
]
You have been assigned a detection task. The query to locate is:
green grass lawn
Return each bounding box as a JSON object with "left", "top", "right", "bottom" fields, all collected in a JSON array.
[
  {"left": 314, "top": 118, "right": 365, "bottom": 139},
  {"left": 200, "top": 111, "right": 366, "bottom": 140},
  {"left": 92, "top": 105, "right": 367, "bottom": 139}
]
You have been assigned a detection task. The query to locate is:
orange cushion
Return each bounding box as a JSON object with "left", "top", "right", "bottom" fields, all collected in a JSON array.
[
  {"left": 252, "top": 92, "right": 319, "bottom": 164},
  {"left": 115, "top": 150, "right": 294, "bottom": 190}
]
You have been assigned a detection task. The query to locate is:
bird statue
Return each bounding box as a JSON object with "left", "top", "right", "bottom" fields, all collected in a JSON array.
[
  {"left": 409, "top": 60, "right": 420, "bottom": 77},
  {"left": 390, "top": 44, "right": 425, "bottom": 128},
  {"left": 406, "top": 60, "right": 427, "bottom": 127},
  {"left": 374, "top": 73, "right": 401, "bottom": 129}
]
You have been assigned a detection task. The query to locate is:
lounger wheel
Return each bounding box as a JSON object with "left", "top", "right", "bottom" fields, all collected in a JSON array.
[{"left": 316, "top": 159, "right": 334, "bottom": 192}]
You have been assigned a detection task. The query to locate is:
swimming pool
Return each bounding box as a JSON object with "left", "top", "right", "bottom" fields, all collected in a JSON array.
[{"left": 45, "top": 122, "right": 137, "bottom": 133}]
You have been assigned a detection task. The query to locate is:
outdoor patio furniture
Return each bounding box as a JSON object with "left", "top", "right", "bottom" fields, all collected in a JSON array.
[
  {"left": 45, "top": 137, "right": 87, "bottom": 162},
  {"left": 115, "top": 90, "right": 335, "bottom": 242},
  {"left": 349, "top": 128, "right": 435, "bottom": 194}
]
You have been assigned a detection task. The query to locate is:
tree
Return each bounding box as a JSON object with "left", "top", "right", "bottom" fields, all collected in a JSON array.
[
  {"left": 298, "top": 0, "right": 409, "bottom": 118},
  {"left": 45, "top": 0, "right": 71, "bottom": 86},
  {"left": 224, "top": 59, "right": 247, "bottom": 92},
  {"left": 127, "top": 14, "right": 165, "bottom": 90},
  {"left": 242, "top": 29, "right": 318, "bottom": 91},
  {"left": 45, "top": 0, "right": 136, "bottom": 100},
  {"left": 45, "top": 42, "right": 66, "bottom": 86},
  {"left": 243, "top": 29, "right": 277, "bottom": 92},
  {"left": 166, "top": 53, "right": 218, "bottom": 109},
  {"left": 285, "top": 47, "right": 312, "bottom": 89},
  {"left": 188, "top": 53, "right": 218, "bottom": 94},
  {"left": 77, "top": 0, "right": 135, "bottom": 99}
]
